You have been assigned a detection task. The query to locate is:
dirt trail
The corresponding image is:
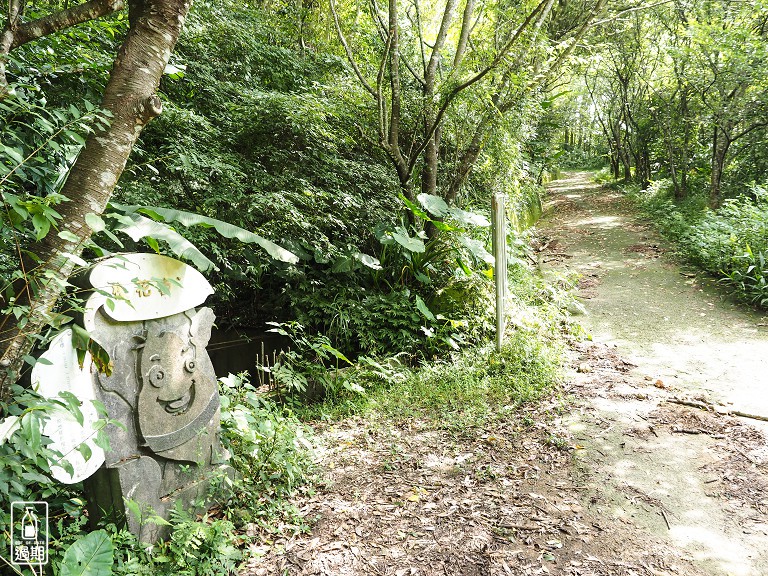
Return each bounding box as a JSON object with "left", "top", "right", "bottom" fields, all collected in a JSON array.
[{"left": 540, "top": 172, "right": 768, "bottom": 576}]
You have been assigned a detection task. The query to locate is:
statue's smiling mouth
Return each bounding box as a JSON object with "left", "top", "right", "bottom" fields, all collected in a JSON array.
[{"left": 161, "top": 388, "right": 194, "bottom": 414}]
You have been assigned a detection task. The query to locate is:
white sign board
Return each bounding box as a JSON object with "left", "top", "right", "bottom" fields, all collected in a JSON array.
[
  {"left": 31, "top": 330, "right": 105, "bottom": 484},
  {"left": 88, "top": 254, "right": 213, "bottom": 323}
]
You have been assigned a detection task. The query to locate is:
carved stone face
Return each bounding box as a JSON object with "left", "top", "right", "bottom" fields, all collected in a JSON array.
[
  {"left": 141, "top": 332, "right": 198, "bottom": 414},
  {"left": 135, "top": 309, "right": 219, "bottom": 463}
]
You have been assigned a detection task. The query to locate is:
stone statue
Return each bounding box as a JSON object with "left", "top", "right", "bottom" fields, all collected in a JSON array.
[{"left": 78, "top": 254, "right": 229, "bottom": 543}]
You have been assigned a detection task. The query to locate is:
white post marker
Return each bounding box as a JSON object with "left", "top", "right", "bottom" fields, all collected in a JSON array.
[{"left": 492, "top": 194, "right": 508, "bottom": 352}]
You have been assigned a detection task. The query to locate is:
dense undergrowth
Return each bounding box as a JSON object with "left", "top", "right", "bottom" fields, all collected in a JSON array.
[
  {"left": 0, "top": 0, "right": 577, "bottom": 573},
  {"left": 0, "top": 239, "right": 573, "bottom": 575},
  {"left": 609, "top": 175, "right": 768, "bottom": 309}
]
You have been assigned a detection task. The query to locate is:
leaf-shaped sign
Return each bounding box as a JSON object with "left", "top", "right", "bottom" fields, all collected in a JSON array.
[
  {"left": 60, "top": 529, "right": 114, "bottom": 576},
  {"left": 89, "top": 253, "right": 214, "bottom": 322},
  {"left": 417, "top": 193, "right": 450, "bottom": 217},
  {"left": 32, "top": 330, "right": 106, "bottom": 484}
]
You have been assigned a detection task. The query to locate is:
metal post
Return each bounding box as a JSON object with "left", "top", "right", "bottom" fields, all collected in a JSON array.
[{"left": 492, "top": 194, "right": 508, "bottom": 352}]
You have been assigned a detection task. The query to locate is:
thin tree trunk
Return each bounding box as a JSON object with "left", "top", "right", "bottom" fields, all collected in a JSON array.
[
  {"left": 0, "top": 0, "right": 193, "bottom": 401},
  {"left": 710, "top": 125, "right": 729, "bottom": 208},
  {"left": 679, "top": 83, "right": 690, "bottom": 198}
]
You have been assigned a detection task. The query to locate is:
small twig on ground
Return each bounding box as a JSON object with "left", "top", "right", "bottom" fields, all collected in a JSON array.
[
  {"left": 671, "top": 427, "right": 704, "bottom": 435},
  {"left": 660, "top": 509, "right": 671, "bottom": 530}
]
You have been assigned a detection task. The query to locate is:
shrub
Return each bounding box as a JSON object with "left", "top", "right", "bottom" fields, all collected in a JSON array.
[{"left": 630, "top": 180, "right": 768, "bottom": 308}]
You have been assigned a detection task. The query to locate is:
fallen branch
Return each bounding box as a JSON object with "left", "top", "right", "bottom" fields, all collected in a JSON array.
[
  {"left": 660, "top": 509, "right": 671, "bottom": 530},
  {"left": 671, "top": 427, "right": 704, "bottom": 435},
  {"left": 666, "top": 398, "right": 768, "bottom": 423}
]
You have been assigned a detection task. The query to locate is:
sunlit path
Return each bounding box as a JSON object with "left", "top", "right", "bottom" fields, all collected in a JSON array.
[{"left": 541, "top": 171, "right": 768, "bottom": 576}]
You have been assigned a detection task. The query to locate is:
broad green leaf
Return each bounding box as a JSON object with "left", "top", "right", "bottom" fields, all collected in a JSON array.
[
  {"left": 4, "top": 145, "right": 24, "bottom": 165},
  {"left": 320, "top": 343, "right": 351, "bottom": 364},
  {"left": 459, "top": 236, "right": 495, "bottom": 264},
  {"left": 113, "top": 212, "right": 215, "bottom": 271},
  {"left": 58, "top": 230, "right": 80, "bottom": 242},
  {"left": 64, "top": 130, "right": 86, "bottom": 145},
  {"left": 430, "top": 219, "right": 457, "bottom": 232},
  {"left": 352, "top": 251, "right": 382, "bottom": 270},
  {"left": 58, "top": 391, "right": 85, "bottom": 426},
  {"left": 77, "top": 442, "right": 93, "bottom": 462},
  {"left": 31, "top": 213, "right": 51, "bottom": 240},
  {"left": 448, "top": 207, "right": 490, "bottom": 227},
  {"left": 399, "top": 193, "right": 430, "bottom": 221},
  {"left": 417, "top": 193, "right": 449, "bottom": 217},
  {"left": 60, "top": 529, "right": 114, "bottom": 576},
  {"left": 415, "top": 295, "right": 436, "bottom": 321},
  {"left": 85, "top": 213, "right": 106, "bottom": 233},
  {"left": 111, "top": 203, "right": 298, "bottom": 264},
  {"left": 392, "top": 227, "right": 425, "bottom": 253}
]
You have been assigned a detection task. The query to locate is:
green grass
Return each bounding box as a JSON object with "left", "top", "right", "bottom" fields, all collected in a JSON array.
[
  {"left": 299, "top": 326, "right": 563, "bottom": 432},
  {"left": 623, "top": 178, "right": 768, "bottom": 309},
  {"left": 295, "top": 254, "right": 574, "bottom": 429},
  {"left": 370, "top": 330, "right": 562, "bottom": 430}
]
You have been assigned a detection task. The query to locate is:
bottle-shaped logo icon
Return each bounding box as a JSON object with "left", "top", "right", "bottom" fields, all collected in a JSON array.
[{"left": 21, "top": 507, "right": 38, "bottom": 540}]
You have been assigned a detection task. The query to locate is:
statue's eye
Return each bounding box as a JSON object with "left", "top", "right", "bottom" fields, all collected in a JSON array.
[
  {"left": 148, "top": 365, "right": 165, "bottom": 387},
  {"left": 184, "top": 359, "right": 196, "bottom": 372}
]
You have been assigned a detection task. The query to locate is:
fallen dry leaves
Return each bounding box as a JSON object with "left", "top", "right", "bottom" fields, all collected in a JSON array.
[{"left": 242, "top": 379, "right": 697, "bottom": 576}]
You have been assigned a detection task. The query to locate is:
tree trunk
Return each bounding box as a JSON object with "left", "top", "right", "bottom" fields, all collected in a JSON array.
[
  {"left": 679, "top": 84, "right": 690, "bottom": 198},
  {"left": 710, "top": 125, "right": 730, "bottom": 209},
  {"left": 620, "top": 140, "right": 631, "bottom": 181},
  {"left": 0, "top": 0, "right": 193, "bottom": 402},
  {"left": 639, "top": 146, "right": 650, "bottom": 190}
]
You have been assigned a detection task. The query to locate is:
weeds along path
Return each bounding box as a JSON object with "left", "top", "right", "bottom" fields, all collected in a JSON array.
[{"left": 540, "top": 172, "right": 768, "bottom": 576}]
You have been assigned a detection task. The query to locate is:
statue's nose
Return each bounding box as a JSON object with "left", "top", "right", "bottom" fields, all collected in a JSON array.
[{"left": 156, "top": 364, "right": 195, "bottom": 401}]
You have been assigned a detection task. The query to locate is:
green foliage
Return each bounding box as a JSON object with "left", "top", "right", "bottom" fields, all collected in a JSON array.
[
  {"left": 262, "top": 321, "right": 363, "bottom": 399},
  {"left": 113, "top": 0, "right": 400, "bottom": 329},
  {"left": 366, "top": 328, "right": 561, "bottom": 431},
  {"left": 148, "top": 509, "right": 241, "bottom": 576},
  {"left": 218, "top": 373, "right": 316, "bottom": 530},
  {"left": 60, "top": 529, "right": 114, "bottom": 576},
  {"left": 107, "top": 511, "right": 241, "bottom": 576},
  {"left": 104, "top": 203, "right": 298, "bottom": 271},
  {"left": 280, "top": 190, "right": 498, "bottom": 361},
  {"left": 0, "top": 89, "right": 111, "bottom": 286},
  {"left": 0, "top": 385, "right": 116, "bottom": 575},
  {"left": 630, "top": 180, "right": 768, "bottom": 308}
]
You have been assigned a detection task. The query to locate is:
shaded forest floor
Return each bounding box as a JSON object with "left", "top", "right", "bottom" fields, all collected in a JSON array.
[{"left": 243, "top": 173, "right": 768, "bottom": 576}]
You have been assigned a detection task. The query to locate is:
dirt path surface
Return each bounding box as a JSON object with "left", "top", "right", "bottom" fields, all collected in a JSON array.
[
  {"left": 540, "top": 172, "right": 768, "bottom": 576},
  {"left": 243, "top": 173, "right": 768, "bottom": 576}
]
